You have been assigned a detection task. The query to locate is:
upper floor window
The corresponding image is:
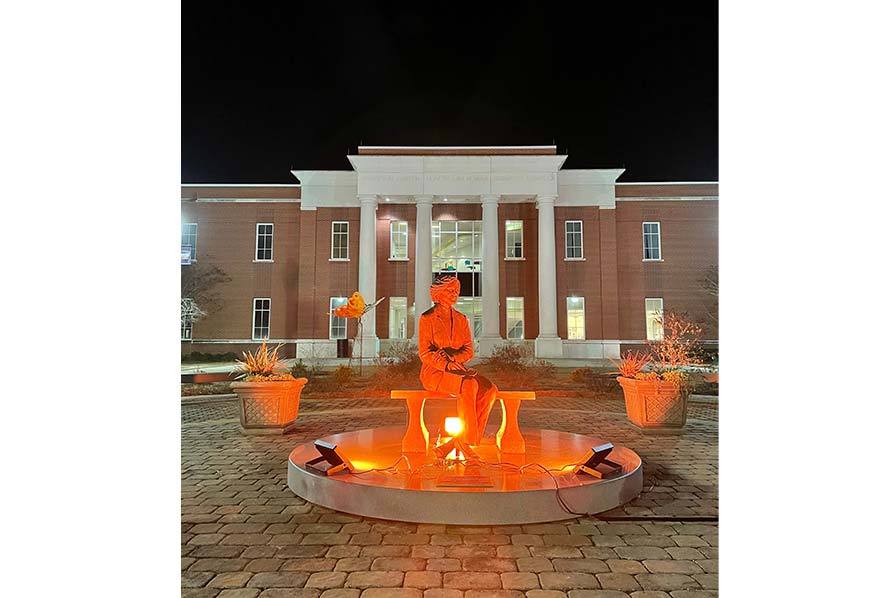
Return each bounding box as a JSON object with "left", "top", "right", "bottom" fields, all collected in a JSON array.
[
  {"left": 645, "top": 298, "right": 664, "bottom": 341},
  {"left": 565, "top": 221, "right": 583, "bottom": 259},
  {"left": 256, "top": 223, "right": 274, "bottom": 261},
  {"left": 330, "top": 297, "right": 348, "bottom": 339},
  {"left": 252, "top": 298, "right": 271, "bottom": 340},
  {"left": 506, "top": 297, "right": 524, "bottom": 340},
  {"left": 181, "top": 223, "right": 198, "bottom": 261},
  {"left": 390, "top": 221, "right": 408, "bottom": 259},
  {"left": 505, "top": 220, "right": 523, "bottom": 259},
  {"left": 566, "top": 296, "right": 585, "bottom": 340},
  {"left": 331, "top": 221, "right": 349, "bottom": 260},
  {"left": 643, "top": 222, "right": 662, "bottom": 261}
]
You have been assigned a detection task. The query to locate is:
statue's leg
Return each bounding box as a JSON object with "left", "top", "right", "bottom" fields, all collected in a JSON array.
[
  {"left": 474, "top": 378, "right": 498, "bottom": 445},
  {"left": 458, "top": 378, "right": 479, "bottom": 445}
]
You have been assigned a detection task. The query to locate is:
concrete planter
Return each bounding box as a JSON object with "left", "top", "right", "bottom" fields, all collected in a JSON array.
[
  {"left": 231, "top": 378, "right": 308, "bottom": 435},
  {"left": 617, "top": 376, "right": 688, "bottom": 434}
]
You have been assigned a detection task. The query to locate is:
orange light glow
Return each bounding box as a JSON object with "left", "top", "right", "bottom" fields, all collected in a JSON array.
[{"left": 444, "top": 417, "right": 463, "bottom": 437}]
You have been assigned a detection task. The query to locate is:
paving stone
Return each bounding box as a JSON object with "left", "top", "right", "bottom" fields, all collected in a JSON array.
[
  {"left": 565, "top": 524, "right": 600, "bottom": 535},
  {"left": 222, "top": 534, "right": 273, "bottom": 546},
  {"left": 191, "top": 534, "right": 226, "bottom": 546},
  {"left": 461, "top": 558, "right": 516, "bottom": 572},
  {"left": 465, "top": 591, "right": 526, "bottom": 598},
  {"left": 462, "top": 535, "right": 510, "bottom": 546},
  {"left": 417, "top": 524, "right": 447, "bottom": 535},
  {"left": 184, "top": 557, "right": 197, "bottom": 571},
  {"left": 537, "top": 572, "right": 599, "bottom": 590},
  {"left": 426, "top": 559, "right": 461, "bottom": 572},
  {"left": 523, "top": 591, "right": 565, "bottom": 598},
  {"left": 606, "top": 559, "right": 647, "bottom": 574},
  {"left": 442, "top": 572, "right": 502, "bottom": 590},
  {"left": 305, "top": 572, "right": 348, "bottom": 589},
  {"left": 635, "top": 574, "right": 700, "bottom": 591},
  {"left": 553, "top": 559, "right": 609, "bottom": 574},
  {"left": 623, "top": 535, "right": 677, "bottom": 548},
  {"left": 360, "top": 590, "right": 422, "bottom": 598},
  {"left": 694, "top": 560, "right": 716, "bottom": 573},
  {"left": 614, "top": 546, "right": 670, "bottom": 560},
  {"left": 403, "top": 571, "right": 442, "bottom": 589},
  {"left": 320, "top": 590, "right": 360, "bottom": 598},
  {"left": 247, "top": 559, "right": 284, "bottom": 572},
  {"left": 692, "top": 574, "right": 717, "bottom": 590},
  {"left": 303, "top": 534, "right": 352, "bottom": 545},
  {"left": 193, "top": 523, "right": 226, "bottom": 534},
  {"left": 361, "top": 546, "right": 412, "bottom": 558},
  {"left": 529, "top": 546, "right": 583, "bottom": 559},
  {"left": 500, "top": 572, "right": 540, "bottom": 591},
  {"left": 445, "top": 546, "right": 496, "bottom": 559},
  {"left": 332, "top": 557, "right": 373, "bottom": 572},
  {"left": 191, "top": 559, "right": 251, "bottom": 573},
  {"left": 351, "top": 533, "right": 385, "bottom": 546},
  {"left": 597, "top": 524, "right": 647, "bottom": 536},
  {"left": 384, "top": 534, "right": 431, "bottom": 545},
  {"left": 267, "top": 524, "right": 299, "bottom": 535},
  {"left": 579, "top": 547, "right": 617, "bottom": 560},
  {"left": 345, "top": 571, "right": 405, "bottom": 589},
  {"left": 412, "top": 545, "right": 446, "bottom": 559},
  {"left": 422, "top": 591, "right": 462, "bottom": 598},
  {"left": 664, "top": 548, "right": 704, "bottom": 560},
  {"left": 183, "top": 571, "right": 215, "bottom": 588},
  {"left": 569, "top": 592, "right": 628, "bottom": 598},
  {"left": 630, "top": 593, "right": 672, "bottom": 598},
  {"left": 328, "top": 546, "right": 363, "bottom": 559},
  {"left": 671, "top": 536, "right": 708, "bottom": 548},
  {"left": 496, "top": 546, "right": 530, "bottom": 559},
  {"left": 248, "top": 572, "right": 312, "bottom": 588},
  {"left": 510, "top": 535, "right": 544, "bottom": 546},
  {"left": 218, "top": 589, "right": 261, "bottom": 598},
  {"left": 221, "top": 524, "right": 269, "bottom": 534},
  {"left": 281, "top": 558, "right": 337, "bottom": 572},
  {"left": 278, "top": 546, "right": 330, "bottom": 558},
  {"left": 521, "top": 525, "right": 568, "bottom": 535},
  {"left": 595, "top": 573, "right": 641, "bottom": 592},
  {"left": 298, "top": 524, "right": 344, "bottom": 534},
  {"left": 541, "top": 535, "right": 592, "bottom": 547},
  {"left": 430, "top": 535, "right": 464, "bottom": 546},
  {"left": 372, "top": 557, "right": 427, "bottom": 571},
  {"left": 668, "top": 591, "right": 718, "bottom": 598},
  {"left": 194, "top": 546, "right": 247, "bottom": 559},
  {"left": 182, "top": 590, "right": 222, "bottom": 598},
  {"left": 210, "top": 572, "right": 255, "bottom": 588},
  {"left": 341, "top": 524, "right": 373, "bottom": 534},
  {"left": 589, "top": 535, "right": 625, "bottom": 548},
  {"left": 257, "top": 590, "right": 321, "bottom": 598},
  {"left": 515, "top": 558, "right": 553, "bottom": 573},
  {"left": 643, "top": 561, "right": 703, "bottom": 575}
]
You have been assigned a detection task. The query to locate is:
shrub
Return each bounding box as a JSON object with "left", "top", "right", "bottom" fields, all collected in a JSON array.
[
  {"left": 570, "top": 367, "right": 618, "bottom": 395},
  {"left": 480, "top": 342, "right": 532, "bottom": 371},
  {"left": 290, "top": 359, "right": 324, "bottom": 379},
  {"left": 330, "top": 365, "right": 354, "bottom": 385},
  {"left": 609, "top": 351, "right": 650, "bottom": 378},
  {"left": 181, "top": 351, "right": 238, "bottom": 363},
  {"left": 648, "top": 312, "right": 704, "bottom": 370},
  {"left": 480, "top": 342, "right": 556, "bottom": 389},
  {"left": 370, "top": 341, "right": 422, "bottom": 390}
]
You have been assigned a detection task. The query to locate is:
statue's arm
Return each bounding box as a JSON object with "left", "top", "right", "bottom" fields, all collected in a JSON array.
[{"left": 418, "top": 316, "right": 449, "bottom": 371}]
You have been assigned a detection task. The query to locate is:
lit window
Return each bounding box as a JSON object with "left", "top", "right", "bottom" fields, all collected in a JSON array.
[
  {"left": 256, "top": 223, "right": 274, "bottom": 261},
  {"left": 181, "top": 222, "right": 198, "bottom": 261},
  {"left": 506, "top": 297, "right": 524, "bottom": 340},
  {"left": 331, "top": 221, "right": 349, "bottom": 260},
  {"left": 505, "top": 220, "right": 523, "bottom": 259},
  {"left": 252, "top": 298, "right": 271, "bottom": 340},
  {"left": 565, "top": 221, "right": 583, "bottom": 259},
  {"left": 566, "top": 296, "right": 585, "bottom": 340},
  {"left": 330, "top": 297, "right": 348, "bottom": 340},
  {"left": 389, "top": 297, "right": 408, "bottom": 339},
  {"left": 645, "top": 298, "right": 664, "bottom": 341},
  {"left": 390, "top": 221, "right": 408, "bottom": 259},
  {"left": 181, "top": 298, "right": 194, "bottom": 340},
  {"left": 643, "top": 222, "right": 662, "bottom": 261}
]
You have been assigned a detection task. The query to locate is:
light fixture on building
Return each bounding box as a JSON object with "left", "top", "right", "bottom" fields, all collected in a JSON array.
[
  {"left": 385, "top": 197, "right": 390, "bottom": 201},
  {"left": 443, "top": 197, "right": 448, "bottom": 201}
]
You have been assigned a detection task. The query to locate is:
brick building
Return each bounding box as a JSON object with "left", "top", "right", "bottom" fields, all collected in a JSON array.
[{"left": 181, "top": 146, "right": 718, "bottom": 360}]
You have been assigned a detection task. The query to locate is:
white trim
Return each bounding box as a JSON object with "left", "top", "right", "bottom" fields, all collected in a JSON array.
[
  {"left": 191, "top": 197, "right": 300, "bottom": 203},
  {"left": 255, "top": 222, "right": 274, "bottom": 262},
  {"left": 388, "top": 257, "right": 410, "bottom": 262},
  {"left": 182, "top": 183, "right": 301, "bottom": 187},
  {"left": 616, "top": 181, "right": 718, "bottom": 185},
  {"left": 564, "top": 220, "right": 584, "bottom": 260},
  {"left": 616, "top": 196, "right": 718, "bottom": 202},
  {"left": 642, "top": 221, "right": 662, "bottom": 261},
  {"left": 331, "top": 221, "right": 349, "bottom": 260},
  {"left": 252, "top": 297, "right": 271, "bottom": 341},
  {"left": 358, "top": 145, "right": 557, "bottom": 151},
  {"left": 504, "top": 219, "right": 524, "bottom": 259},
  {"left": 504, "top": 257, "right": 526, "bottom": 262},
  {"left": 188, "top": 338, "right": 302, "bottom": 344}
]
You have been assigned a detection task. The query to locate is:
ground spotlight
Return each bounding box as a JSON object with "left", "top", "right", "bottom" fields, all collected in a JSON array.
[
  {"left": 573, "top": 443, "right": 622, "bottom": 479},
  {"left": 305, "top": 440, "right": 354, "bottom": 475}
]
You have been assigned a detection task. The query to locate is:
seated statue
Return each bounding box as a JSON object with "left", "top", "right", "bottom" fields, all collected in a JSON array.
[{"left": 418, "top": 274, "right": 499, "bottom": 447}]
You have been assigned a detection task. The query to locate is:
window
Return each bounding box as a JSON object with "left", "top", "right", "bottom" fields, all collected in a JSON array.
[
  {"left": 181, "top": 222, "right": 198, "bottom": 261},
  {"left": 645, "top": 298, "right": 664, "bottom": 341},
  {"left": 331, "top": 221, "right": 349, "bottom": 260},
  {"left": 643, "top": 222, "right": 662, "bottom": 260},
  {"left": 505, "top": 220, "right": 523, "bottom": 259},
  {"left": 390, "top": 221, "right": 408, "bottom": 259},
  {"left": 506, "top": 297, "right": 524, "bottom": 340},
  {"left": 330, "top": 297, "right": 348, "bottom": 339},
  {"left": 252, "top": 298, "right": 271, "bottom": 340},
  {"left": 565, "top": 221, "right": 583, "bottom": 259},
  {"left": 181, "top": 298, "right": 194, "bottom": 340},
  {"left": 566, "top": 296, "right": 585, "bottom": 340},
  {"left": 389, "top": 297, "right": 408, "bottom": 339},
  {"left": 255, "top": 223, "right": 274, "bottom": 261}
]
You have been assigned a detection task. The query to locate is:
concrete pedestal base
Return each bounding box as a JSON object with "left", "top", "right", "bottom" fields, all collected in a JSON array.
[
  {"left": 287, "top": 426, "right": 643, "bottom": 525},
  {"left": 534, "top": 336, "right": 564, "bottom": 358}
]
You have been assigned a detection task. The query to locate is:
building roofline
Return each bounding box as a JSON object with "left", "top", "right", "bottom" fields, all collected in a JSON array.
[
  {"left": 181, "top": 183, "right": 302, "bottom": 187},
  {"left": 358, "top": 145, "right": 557, "bottom": 150},
  {"left": 616, "top": 181, "right": 718, "bottom": 185}
]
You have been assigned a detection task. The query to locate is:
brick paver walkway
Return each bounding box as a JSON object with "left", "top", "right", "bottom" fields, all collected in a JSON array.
[{"left": 183, "top": 396, "right": 718, "bottom": 597}]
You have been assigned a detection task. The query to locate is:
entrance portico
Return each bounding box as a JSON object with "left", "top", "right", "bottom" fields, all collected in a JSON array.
[{"left": 292, "top": 146, "right": 623, "bottom": 359}]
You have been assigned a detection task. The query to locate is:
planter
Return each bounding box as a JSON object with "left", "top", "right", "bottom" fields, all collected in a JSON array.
[
  {"left": 617, "top": 376, "right": 688, "bottom": 434},
  {"left": 231, "top": 378, "right": 308, "bottom": 435}
]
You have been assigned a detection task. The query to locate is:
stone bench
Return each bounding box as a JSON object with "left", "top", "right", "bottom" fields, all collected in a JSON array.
[{"left": 390, "top": 389, "right": 536, "bottom": 455}]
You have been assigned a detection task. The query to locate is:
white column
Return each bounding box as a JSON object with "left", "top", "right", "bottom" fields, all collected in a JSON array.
[
  {"left": 413, "top": 195, "right": 434, "bottom": 339},
  {"left": 479, "top": 193, "right": 502, "bottom": 356},
  {"left": 357, "top": 194, "right": 379, "bottom": 357},
  {"left": 535, "top": 194, "right": 563, "bottom": 358}
]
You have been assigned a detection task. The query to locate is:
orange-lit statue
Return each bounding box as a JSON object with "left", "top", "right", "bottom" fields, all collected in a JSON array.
[{"left": 418, "top": 274, "right": 499, "bottom": 447}]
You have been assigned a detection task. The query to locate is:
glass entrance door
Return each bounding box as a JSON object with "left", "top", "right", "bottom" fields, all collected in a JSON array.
[{"left": 432, "top": 220, "right": 483, "bottom": 338}]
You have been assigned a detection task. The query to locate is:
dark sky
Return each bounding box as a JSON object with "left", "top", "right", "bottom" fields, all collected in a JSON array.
[{"left": 182, "top": 3, "right": 717, "bottom": 183}]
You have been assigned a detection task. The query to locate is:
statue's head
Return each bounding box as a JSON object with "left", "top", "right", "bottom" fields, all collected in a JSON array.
[{"left": 430, "top": 274, "right": 461, "bottom": 307}]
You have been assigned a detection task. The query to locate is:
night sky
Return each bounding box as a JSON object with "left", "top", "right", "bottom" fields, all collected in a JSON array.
[{"left": 182, "top": 3, "right": 717, "bottom": 184}]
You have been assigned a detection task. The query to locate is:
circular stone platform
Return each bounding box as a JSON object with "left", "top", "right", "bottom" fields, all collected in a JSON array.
[{"left": 287, "top": 426, "right": 642, "bottom": 525}]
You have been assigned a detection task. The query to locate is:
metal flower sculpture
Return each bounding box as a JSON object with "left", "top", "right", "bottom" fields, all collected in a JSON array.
[{"left": 331, "top": 291, "right": 384, "bottom": 374}]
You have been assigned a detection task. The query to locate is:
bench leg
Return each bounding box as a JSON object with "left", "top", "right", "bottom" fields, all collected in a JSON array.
[
  {"left": 402, "top": 396, "right": 429, "bottom": 454},
  {"left": 496, "top": 398, "right": 525, "bottom": 454}
]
